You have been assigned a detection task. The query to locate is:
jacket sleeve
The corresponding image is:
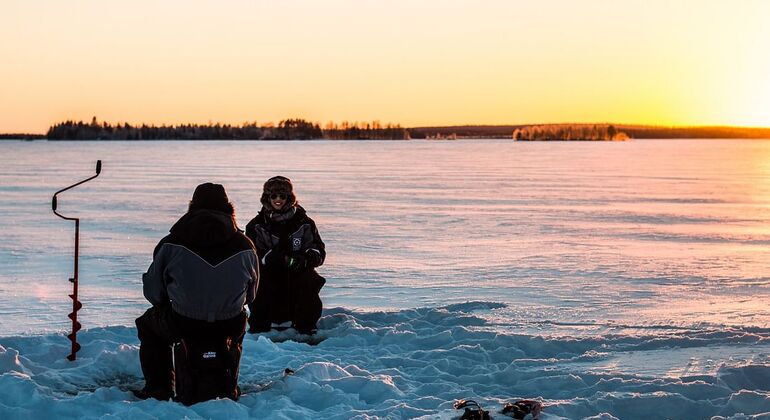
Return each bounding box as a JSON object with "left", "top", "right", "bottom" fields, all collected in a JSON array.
[
  {"left": 246, "top": 219, "right": 268, "bottom": 261},
  {"left": 303, "top": 218, "right": 326, "bottom": 268},
  {"left": 142, "top": 239, "right": 169, "bottom": 306},
  {"left": 246, "top": 250, "right": 258, "bottom": 305}
]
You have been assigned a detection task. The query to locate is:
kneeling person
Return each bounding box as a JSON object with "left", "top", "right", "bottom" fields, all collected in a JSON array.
[
  {"left": 135, "top": 183, "right": 258, "bottom": 402},
  {"left": 246, "top": 176, "right": 326, "bottom": 335}
]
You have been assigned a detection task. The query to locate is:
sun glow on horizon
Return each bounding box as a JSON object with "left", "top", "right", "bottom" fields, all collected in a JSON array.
[{"left": 1, "top": 0, "right": 770, "bottom": 133}]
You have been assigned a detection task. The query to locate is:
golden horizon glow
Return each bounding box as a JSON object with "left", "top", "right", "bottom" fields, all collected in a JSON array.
[{"left": 2, "top": 0, "right": 770, "bottom": 133}]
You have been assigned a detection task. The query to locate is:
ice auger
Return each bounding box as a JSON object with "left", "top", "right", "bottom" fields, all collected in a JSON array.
[{"left": 52, "top": 160, "right": 101, "bottom": 361}]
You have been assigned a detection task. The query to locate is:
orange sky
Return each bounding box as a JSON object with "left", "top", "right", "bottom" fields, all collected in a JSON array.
[{"left": 2, "top": 0, "right": 769, "bottom": 133}]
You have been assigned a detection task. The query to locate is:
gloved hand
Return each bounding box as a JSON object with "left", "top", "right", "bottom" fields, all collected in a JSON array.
[
  {"left": 304, "top": 250, "right": 322, "bottom": 268},
  {"left": 264, "top": 249, "right": 287, "bottom": 267},
  {"left": 287, "top": 254, "right": 308, "bottom": 271}
]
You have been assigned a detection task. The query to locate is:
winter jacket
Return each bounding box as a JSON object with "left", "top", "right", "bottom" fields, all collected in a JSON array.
[
  {"left": 245, "top": 205, "right": 326, "bottom": 274},
  {"left": 142, "top": 209, "right": 259, "bottom": 322}
]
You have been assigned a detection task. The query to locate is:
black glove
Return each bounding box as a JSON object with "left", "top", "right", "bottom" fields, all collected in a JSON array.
[
  {"left": 304, "top": 250, "right": 322, "bottom": 267},
  {"left": 264, "top": 249, "right": 287, "bottom": 267},
  {"left": 287, "top": 254, "right": 308, "bottom": 271}
]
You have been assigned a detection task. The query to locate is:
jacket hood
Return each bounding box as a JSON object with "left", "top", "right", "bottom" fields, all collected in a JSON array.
[{"left": 169, "top": 209, "right": 238, "bottom": 247}]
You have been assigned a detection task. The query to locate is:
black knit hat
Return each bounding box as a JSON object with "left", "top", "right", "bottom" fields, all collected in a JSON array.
[
  {"left": 189, "top": 182, "right": 234, "bottom": 214},
  {"left": 261, "top": 176, "right": 297, "bottom": 208}
]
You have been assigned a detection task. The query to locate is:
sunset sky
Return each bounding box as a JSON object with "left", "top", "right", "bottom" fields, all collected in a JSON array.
[{"left": 2, "top": 0, "right": 769, "bottom": 133}]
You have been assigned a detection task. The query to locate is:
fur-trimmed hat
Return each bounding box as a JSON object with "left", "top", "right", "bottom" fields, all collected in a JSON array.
[
  {"left": 189, "top": 182, "right": 235, "bottom": 215},
  {"left": 261, "top": 176, "right": 297, "bottom": 209}
]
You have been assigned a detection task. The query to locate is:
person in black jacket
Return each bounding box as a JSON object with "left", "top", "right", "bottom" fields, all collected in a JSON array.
[
  {"left": 245, "top": 176, "right": 326, "bottom": 335},
  {"left": 135, "top": 183, "right": 258, "bottom": 401}
]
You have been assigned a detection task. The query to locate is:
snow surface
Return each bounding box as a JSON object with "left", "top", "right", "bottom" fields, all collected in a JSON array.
[
  {"left": 3, "top": 139, "right": 770, "bottom": 419},
  {"left": 3, "top": 303, "right": 770, "bottom": 419}
]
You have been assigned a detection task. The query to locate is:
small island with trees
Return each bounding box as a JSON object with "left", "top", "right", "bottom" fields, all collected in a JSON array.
[{"left": 512, "top": 124, "right": 629, "bottom": 141}]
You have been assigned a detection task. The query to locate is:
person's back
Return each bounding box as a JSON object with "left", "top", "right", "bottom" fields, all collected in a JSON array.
[
  {"left": 144, "top": 205, "right": 256, "bottom": 322},
  {"left": 135, "top": 183, "right": 258, "bottom": 402}
]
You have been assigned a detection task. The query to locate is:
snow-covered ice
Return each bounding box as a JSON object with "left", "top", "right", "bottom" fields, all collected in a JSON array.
[
  {"left": 3, "top": 303, "right": 770, "bottom": 418},
  {"left": 2, "top": 139, "right": 770, "bottom": 418}
]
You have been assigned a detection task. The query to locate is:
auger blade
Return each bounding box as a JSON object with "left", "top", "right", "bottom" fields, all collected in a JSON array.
[
  {"left": 67, "top": 320, "right": 82, "bottom": 333},
  {"left": 68, "top": 296, "right": 83, "bottom": 311}
]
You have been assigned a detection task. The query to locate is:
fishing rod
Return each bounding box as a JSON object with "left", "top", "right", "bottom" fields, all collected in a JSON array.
[{"left": 52, "top": 160, "right": 102, "bottom": 361}]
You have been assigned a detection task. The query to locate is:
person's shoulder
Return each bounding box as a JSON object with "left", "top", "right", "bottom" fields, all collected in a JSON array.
[
  {"left": 294, "top": 205, "right": 312, "bottom": 220},
  {"left": 244, "top": 215, "right": 258, "bottom": 231},
  {"left": 232, "top": 230, "right": 257, "bottom": 252},
  {"left": 297, "top": 206, "right": 321, "bottom": 227},
  {"left": 245, "top": 210, "right": 267, "bottom": 229},
  {"left": 152, "top": 234, "right": 175, "bottom": 256}
]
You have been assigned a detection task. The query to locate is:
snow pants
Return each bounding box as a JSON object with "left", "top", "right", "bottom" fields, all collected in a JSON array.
[
  {"left": 135, "top": 304, "right": 247, "bottom": 401},
  {"left": 248, "top": 269, "right": 325, "bottom": 333}
]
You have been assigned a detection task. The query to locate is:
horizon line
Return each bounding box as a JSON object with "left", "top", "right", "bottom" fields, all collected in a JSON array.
[{"left": 5, "top": 121, "right": 770, "bottom": 136}]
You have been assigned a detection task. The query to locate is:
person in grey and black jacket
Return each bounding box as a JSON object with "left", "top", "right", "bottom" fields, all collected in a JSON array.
[
  {"left": 135, "top": 183, "right": 258, "bottom": 401},
  {"left": 245, "top": 176, "right": 326, "bottom": 335}
]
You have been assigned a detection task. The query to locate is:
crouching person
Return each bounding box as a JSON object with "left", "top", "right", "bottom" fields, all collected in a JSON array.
[
  {"left": 245, "top": 176, "right": 326, "bottom": 335},
  {"left": 135, "top": 183, "right": 258, "bottom": 404}
]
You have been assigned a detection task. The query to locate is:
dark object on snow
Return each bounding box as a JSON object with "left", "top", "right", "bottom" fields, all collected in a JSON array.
[
  {"left": 52, "top": 160, "right": 102, "bottom": 361},
  {"left": 501, "top": 400, "right": 543, "bottom": 419},
  {"left": 132, "top": 388, "right": 162, "bottom": 401},
  {"left": 454, "top": 399, "right": 491, "bottom": 420}
]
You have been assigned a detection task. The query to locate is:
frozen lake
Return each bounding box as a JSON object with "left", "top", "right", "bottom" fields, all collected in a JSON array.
[
  {"left": 2, "top": 139, "right": 770, "bottom": 418},
  {"left": 4, "top": 139, "right": 770, "bottom": 334}
]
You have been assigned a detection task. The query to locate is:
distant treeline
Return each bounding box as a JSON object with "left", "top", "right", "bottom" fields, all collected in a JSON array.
[
  {"left": 412, "top": 124, "right": 770, "bottom": 139},
  {"left": 411, "top": 124, "right": 629, "bottom": 140},
  {"left": 0, "top": 133, "right": 45, "bottom": 140},
  {"left": 321, "top": 121, "right": 410, "bottom": 140},
  {"left": 619, "top": 125, "right": 770, "bottom": 139},
  {"left": 409, "top": 125, "right": 524, "bottom": 139},
  {"left": 513, "top": 124, "right": 628, "bottom": 141},
  {"left": 46, "top": 118, "right": 408, "bottom": 140},
  {"left": 6, "top": 120, "right": 770, "bottom": 141}
]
